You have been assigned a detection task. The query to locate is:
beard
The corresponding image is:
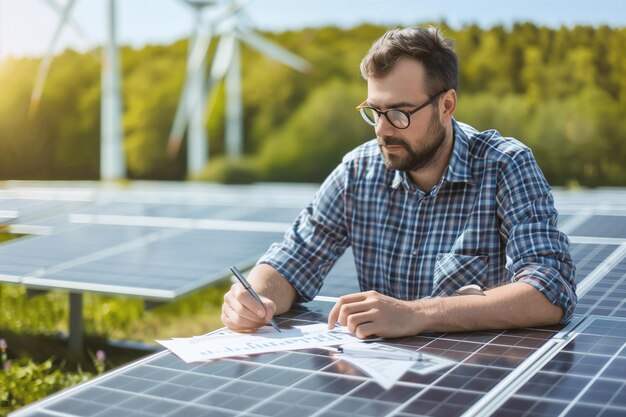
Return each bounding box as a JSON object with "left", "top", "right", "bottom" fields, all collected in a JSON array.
[{"left": 378, "top": 110, "right": 447, "bottom": 172}]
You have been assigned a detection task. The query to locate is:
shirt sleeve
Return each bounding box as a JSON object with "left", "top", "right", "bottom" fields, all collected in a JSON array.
[
  {"left": 496, "top": 149, "right": 577, "bottom": 324},
  {"left": 257, "top": 162, "right": 351, "bottom": 302}
]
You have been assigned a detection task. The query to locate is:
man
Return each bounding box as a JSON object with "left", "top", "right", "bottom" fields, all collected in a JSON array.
[{"left": 221, "top": 26, "right": 576, "bottom": 339}]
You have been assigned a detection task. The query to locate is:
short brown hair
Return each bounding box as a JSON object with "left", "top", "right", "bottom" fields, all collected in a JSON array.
[{"left": 360, "top": 26, "right": 459, "bottom": 96}]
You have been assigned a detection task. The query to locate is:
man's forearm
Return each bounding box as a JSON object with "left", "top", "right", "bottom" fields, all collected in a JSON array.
[
  {"left": 247, "top": 263, "right": 298, "bottom": 315},
  {"left": 417, "top": 282, "right": 563, "bottom": 333}
]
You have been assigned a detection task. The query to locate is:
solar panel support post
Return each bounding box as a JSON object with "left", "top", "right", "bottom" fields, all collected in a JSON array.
[
  {"left": 26, "top": 288, "right": 50, "bottom": 298},
  {"left": 144, "top": 300, "right": 165, "bottom": 311},
  {"left": 68, "top": 292, "right": 84, "bottom": 359}
]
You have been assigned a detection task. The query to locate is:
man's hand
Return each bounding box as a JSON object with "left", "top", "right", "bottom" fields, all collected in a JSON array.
[
  {"left": 327, "top": 290, "right": 424, "bottom": 338},
  {"left": 222, "top": 282, "right": 277, "bottom": 332},
  {"left": 221, "top": 264, "right": 297, "bottom": 332}
]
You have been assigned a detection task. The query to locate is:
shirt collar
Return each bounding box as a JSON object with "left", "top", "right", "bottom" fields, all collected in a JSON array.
[
  {"left": 390, "top": 118, "right": 474, "bottom": 191},
  {"left": 443, "top": 119, "right": 474, "bottom": 184}
]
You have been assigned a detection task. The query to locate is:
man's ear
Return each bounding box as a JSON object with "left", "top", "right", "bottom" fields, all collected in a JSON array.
[{"left": 439, "top": 89, "right": 457, "bottom": 123}]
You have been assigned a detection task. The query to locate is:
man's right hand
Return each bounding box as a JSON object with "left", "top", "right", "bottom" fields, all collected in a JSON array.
[{"left": 221, "top": 281, "right": 277, "bottom": 332}]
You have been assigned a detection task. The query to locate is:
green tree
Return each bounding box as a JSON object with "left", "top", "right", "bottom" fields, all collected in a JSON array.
[{"left": 257, "top": 78, "right": 371, "bottom": 182}]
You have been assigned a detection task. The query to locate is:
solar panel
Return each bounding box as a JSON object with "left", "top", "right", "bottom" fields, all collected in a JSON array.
[
  {"left": 0, "top": 224, "right": 283, "bottom": 300},
  {"left": 0, "top": 224, "right": 147, "bottom": 282},
  {"left": 0, "top": 197, "right": 87, "bottom": 220},
  {"left": 34, "top": 228, "right": 283, "bottom": 299},
  {"left": 569, "top": 215, "right": 626, "bottom": 239},
  {"left": 318, "top": 249, "right": 361, "bottom": 298}
]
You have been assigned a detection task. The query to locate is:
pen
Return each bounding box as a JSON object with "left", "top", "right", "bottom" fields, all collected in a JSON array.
[
  {"left": 229, "top": 266, "right": 281, "bottom": 333},
  {"left": 338, "top": 342, "right": 422, "bottom": 361}
]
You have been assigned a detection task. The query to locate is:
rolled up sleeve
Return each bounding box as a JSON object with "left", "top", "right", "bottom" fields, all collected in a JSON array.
[{"left": 497, "top": 150, "right": 577, "bottom": 323}]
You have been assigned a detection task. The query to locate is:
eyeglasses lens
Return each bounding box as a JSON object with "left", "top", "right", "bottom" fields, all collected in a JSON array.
[
  {"left": 360, "top": 107, "right": 378, "bottom": 126},
  {"left": 387, "top": 110, "right": 409, "bottom": 129}
]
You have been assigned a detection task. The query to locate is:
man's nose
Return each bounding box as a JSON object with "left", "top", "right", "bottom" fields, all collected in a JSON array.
[{"left": 375, "top": 114, "right": 395, "bottom": 137}]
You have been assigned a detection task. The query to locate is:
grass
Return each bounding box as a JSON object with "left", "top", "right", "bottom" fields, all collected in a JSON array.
[{"left": 0, "top": 281, "right": 231, "bottom": 343}]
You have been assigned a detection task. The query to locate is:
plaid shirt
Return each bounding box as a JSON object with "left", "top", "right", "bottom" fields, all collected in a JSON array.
[{"left": 258, "top": 119, "right": 577, "bottom": 323}]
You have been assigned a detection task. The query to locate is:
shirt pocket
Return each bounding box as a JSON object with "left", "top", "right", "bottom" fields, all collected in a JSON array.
[{"left": 432, "top": 253, "right": 489, "bottom": 296}]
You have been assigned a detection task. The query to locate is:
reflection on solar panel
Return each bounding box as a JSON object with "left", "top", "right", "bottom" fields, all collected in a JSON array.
[{"left": 2, "top": 183, "right": 626, "bottom": 416}]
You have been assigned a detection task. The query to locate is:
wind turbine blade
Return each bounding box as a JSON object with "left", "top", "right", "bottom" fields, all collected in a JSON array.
[
  {"left": 29, "top": 0, "right": 79, "bottom": 117},
  {"left": 208, "top": 33, "right": 236, "bottom": 82},
  {"left": 178, "top": 0, "right": 251, "bottom": 18},
  {"left": 167, "top": 33, "right": 236, "bottom": 156},
  {"left": 238, "top": 30, "right": 310, "bottom": 73},
  {"left": 167, "top": 27, "right": 215, "bottom": 157},
  {"left": 40, "top": 0, "right": 92, "bottom": 42}
]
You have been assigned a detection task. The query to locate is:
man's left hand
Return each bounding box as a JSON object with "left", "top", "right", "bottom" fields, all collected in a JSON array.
[{"left": 327, "top": 290, "right": 422, "bottom": 338}]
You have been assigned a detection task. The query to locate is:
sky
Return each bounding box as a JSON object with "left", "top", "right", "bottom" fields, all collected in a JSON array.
[{"left": 0, "top": 0, "right": 624, "bottom": 59}]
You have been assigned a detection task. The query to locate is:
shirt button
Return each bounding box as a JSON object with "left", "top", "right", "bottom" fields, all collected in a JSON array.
[{"left": 411, "top": 250, "right": 418, "bottom": 256}]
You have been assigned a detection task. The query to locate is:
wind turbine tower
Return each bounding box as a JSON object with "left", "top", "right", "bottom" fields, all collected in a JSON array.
[
  {"left": 31, "top": 0, "right": 125, "bottom": 181},
  {"left": 179, "top": 0, "right": 222, "bottom": 176},
  {"left": 100, "top": 0, "right": 125, "bottom": 181}
]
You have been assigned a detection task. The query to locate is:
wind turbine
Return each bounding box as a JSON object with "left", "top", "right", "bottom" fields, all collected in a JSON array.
[
  {"left": 167, "top": 0, "right": 311, "bottom": 176},
  {"left": 30, "top": 0, "right": 125, "bottom": 181},
  {"left": 173, "top": 0, "right": 228, "bottom": 177}
]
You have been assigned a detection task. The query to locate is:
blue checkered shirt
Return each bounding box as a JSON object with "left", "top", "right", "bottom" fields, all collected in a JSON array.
[{"left": 258, "top": 119, "right": 577, "bottom": 323}]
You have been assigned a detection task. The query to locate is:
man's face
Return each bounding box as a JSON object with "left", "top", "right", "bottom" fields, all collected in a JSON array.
[{"left": 366, "top": 58, "right": 446, "bottom": 172}]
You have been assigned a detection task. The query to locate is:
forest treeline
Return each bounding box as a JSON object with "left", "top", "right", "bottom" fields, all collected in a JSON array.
[{"left": 0, "top": 23, "right": 624, "bottom": 186}]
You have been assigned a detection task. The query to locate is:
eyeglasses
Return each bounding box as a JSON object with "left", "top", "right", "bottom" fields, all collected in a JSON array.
[{"left": 356, "top": 90, "right": 447, "bottom": 129}]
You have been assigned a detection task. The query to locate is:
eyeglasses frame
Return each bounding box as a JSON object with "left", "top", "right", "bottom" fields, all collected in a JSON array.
[{"left": 356, "top": 89, "right": 448, "bottom": 129}]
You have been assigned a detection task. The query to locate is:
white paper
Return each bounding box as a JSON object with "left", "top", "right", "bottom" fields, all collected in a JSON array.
[
  {"left": 334, "top": 343, "right": 456, "bottom": 389},
  {"left": 157, "top": 323, "right": 362, "bottom": 363},
  {"left": 335, "top": 354, "right": 415, "bottom": 389}
]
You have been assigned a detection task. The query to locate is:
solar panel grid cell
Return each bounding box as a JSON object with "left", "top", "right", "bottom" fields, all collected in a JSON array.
[
  {"left": 569, "top": 243, "right": 621, "bottom": 284},
  {"left": 576, "top": 257, "right": 626, "bottom": 318}
]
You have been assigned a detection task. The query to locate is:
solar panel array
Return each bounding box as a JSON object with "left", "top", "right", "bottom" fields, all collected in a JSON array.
[{"left": 2, "top": 182, "right": 626, "bottom": 417}]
